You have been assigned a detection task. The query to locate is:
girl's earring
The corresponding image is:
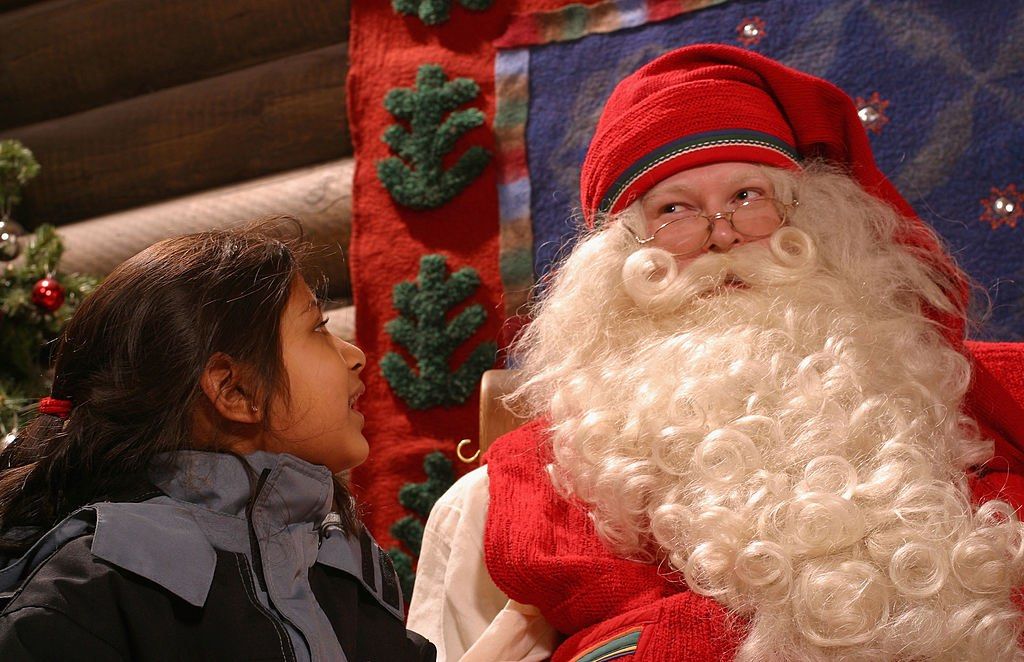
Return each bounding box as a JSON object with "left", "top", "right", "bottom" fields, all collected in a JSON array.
[{"left": 251, "top": 404, "right": 259, "bottom": 413}]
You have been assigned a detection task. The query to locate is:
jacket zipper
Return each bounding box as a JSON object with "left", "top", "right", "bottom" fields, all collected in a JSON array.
[
  {"left": 246, "top": 468, "right": 272, "bottom": 593},
  {"left": 244, "top": 468, "right": 311, "bottom": 660},
  {"left": 235, "top": 553, "right": 297, "bottom": 662}
]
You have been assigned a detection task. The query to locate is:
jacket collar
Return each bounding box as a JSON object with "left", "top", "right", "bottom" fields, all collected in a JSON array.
[
  {"left": 149, "top": 450, "right": 335, "bottom": 528},
  {"left": 2, "top": 452, "right": 340, "bottom": 610}
]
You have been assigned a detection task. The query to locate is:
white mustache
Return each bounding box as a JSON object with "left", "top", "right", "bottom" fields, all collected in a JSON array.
[{"left": 621, "top": 227, "right": 816, "bottom": 313}]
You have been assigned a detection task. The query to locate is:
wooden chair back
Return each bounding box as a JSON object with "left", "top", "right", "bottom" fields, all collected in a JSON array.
[{"left": 457, "top": 369, "right": 527, "bottom": 464}]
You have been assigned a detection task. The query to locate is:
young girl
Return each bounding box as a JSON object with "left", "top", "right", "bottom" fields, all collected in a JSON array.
[{"left": 0, "top": 223, "right": 435, "bottom": 661}]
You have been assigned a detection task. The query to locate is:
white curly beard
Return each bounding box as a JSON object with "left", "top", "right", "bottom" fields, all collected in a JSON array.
[{"left": 510, "top": 167, "right": 1024, "bottom": 660}]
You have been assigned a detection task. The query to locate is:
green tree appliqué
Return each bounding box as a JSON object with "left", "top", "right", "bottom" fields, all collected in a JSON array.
[
  {"left": 392, "top": 0, "right": 494, "bottom": 26},
  {"left": 381, "top": 254, "right": 496, "bottom": 410},
  {"left": 377, "top": 65, "right": 491, "bottom": 210},
  {"left": 388, "top": 452, "right": 455, "bottom": 599}
]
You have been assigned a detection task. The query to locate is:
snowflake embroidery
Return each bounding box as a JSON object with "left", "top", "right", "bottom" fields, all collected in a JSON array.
[{"left": 980, "top": 184, "right": 1022, "bottom": 230}]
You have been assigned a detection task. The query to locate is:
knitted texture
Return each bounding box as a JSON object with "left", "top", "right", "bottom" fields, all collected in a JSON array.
[
  {"left": 388, "top": 451, "right": 455, "bottom": 599},
  {"left": 483, "top": 420, "right": 743, "bottom": 659},
  {"left": 398, "top": 451, "right": 455, "bottom": 518},
  {"left": 964, "top": 341, "right": 1024, "bottom": 510},
  {"left": 579, "top": 45, "right": 861, "bottom": 222},
  {"left": 347, "top": 0, "right": 566, "bottom": 559},
  {"left": 392, "top": 0, "right": 494, "bottom": 26},
  {"left": 377, "top": 64, "right": 492, "bottom": 210},
  {"left": 380, "top": 253, "right": 496, "bottom": 410}
]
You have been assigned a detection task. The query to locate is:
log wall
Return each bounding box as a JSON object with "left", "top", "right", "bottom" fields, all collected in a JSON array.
[
  {"left": 1, "top": 0, "right": 354, "bottom": 298},
  {"left": 0, "top": 0, "right": 348, "bottom": 128},
  {"left": 10, "top": 45, "right": 349, "bottom": 224},
  {"left": 56, "top": 160, "right": 354, "bottom": 298}
]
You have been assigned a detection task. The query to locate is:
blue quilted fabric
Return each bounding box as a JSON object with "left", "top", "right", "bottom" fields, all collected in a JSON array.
[{"left": 523, "top": 0, "right": 1024, "bottom": 339}]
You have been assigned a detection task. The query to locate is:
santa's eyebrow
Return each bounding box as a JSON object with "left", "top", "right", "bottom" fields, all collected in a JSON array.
[
  {"left": 723, "top": 173, "right": 770, "bottom": 189},
  {"left": 643, "top": 183, "right": 699, "bottom": 200},
  {"left": 643, "top": 172, "right": 770, "bottom": 202}
]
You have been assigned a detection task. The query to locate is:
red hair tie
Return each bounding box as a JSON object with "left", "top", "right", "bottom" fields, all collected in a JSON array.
[{"left": 38, "top": 396, "right": 73, "bottom": 419}]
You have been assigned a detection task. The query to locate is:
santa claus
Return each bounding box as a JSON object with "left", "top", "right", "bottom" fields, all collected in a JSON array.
[{"left": 408, "top": 44, "right": 1024, "bottom": 661}]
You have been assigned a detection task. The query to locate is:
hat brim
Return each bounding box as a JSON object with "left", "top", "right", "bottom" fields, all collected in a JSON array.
[{"left": 601, "top": 130, "right": 801, "bottom": 217}]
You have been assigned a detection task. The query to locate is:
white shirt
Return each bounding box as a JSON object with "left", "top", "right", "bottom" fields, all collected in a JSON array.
[{"left": 407, "top": 466, "right": 558, "bottom": 662}]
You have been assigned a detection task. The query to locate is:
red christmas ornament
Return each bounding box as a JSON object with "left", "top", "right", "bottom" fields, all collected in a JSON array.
[{"left": 32, "top": 276, "right": 65, "bottom": 312}]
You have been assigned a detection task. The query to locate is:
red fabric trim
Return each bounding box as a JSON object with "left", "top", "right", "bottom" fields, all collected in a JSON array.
[
  {"left": 498, "top": 146, "right": 529, "bottom": 184},
  {"left": 568, "top": 626, "right": 643, "bottom": 662},
  {"left": 495, "top": 0, "right": 726, "bottom": 48},
  {"left": 553, "top": 593, "right": 739, "bottom": 662},
  {"left": 583, "top": 74, "right": 797, "bottom": 221}
]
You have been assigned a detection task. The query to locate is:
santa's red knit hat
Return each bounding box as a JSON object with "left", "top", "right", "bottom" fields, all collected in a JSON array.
[
  {"left": 582, "top": 44, "right": 907, "bottom": 220},
  {"left": 579, "top": 43, "right": 967, "bottom": 341}
]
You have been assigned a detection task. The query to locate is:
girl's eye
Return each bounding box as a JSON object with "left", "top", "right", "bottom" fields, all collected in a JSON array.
[{"left": 315, "top": 317, "right": 331, "bottom": 333}]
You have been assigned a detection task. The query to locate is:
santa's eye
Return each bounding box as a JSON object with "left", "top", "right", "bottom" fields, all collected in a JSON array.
[
  {"left": 734, "top": 188, "right": 766, "bottom": 203},
  {"left": 660, "top": 203, "right": 698, "bottom": 216}
]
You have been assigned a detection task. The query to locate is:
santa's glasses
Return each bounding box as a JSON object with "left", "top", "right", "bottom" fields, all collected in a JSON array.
[{"left": 630, "top": 197, "right": 798, "bottom": 256}]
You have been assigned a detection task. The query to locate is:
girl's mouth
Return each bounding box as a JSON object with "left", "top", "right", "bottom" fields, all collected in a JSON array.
[{"left": 348, "top": 386, "right": 364, "bottom": 410}]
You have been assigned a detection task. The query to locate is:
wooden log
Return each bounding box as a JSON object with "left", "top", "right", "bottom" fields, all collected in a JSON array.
[
  {"left": 0, "top": 0, "right": 38, "bottom": 11},
  {"left": 4, "top": 44, "right": 351, "bottom": 226},
  {"left": 0, "top": 0, "right": 349, "bottom": 128},
  {"left": 53, "top": 159, "right": 354, "bottom": 300}
]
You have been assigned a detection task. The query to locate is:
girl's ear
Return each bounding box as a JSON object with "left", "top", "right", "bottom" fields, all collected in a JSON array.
[{"left": 199, "top": 352, "right": 262, "bottom": 424}]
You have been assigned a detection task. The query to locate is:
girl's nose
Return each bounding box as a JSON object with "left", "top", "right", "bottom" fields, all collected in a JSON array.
[{"left": 340, "top": 340, "right": 366, "bottom": 373}]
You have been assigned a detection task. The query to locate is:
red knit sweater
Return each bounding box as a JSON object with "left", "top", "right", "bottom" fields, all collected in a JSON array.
[{"left": 483, "top": 341, "right": 1024, "bottom": 661}]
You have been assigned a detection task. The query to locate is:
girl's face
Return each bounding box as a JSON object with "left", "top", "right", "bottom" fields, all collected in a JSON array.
[{"left": 265, "top": 278, "right": 368, "bottom": 473}]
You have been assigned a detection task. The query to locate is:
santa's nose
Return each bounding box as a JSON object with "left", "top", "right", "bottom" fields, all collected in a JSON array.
[{"left": 706, "top": 215, "right": 743, "bottom": 253}]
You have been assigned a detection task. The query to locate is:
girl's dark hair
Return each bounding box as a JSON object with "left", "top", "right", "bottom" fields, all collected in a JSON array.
[{"left": 0, "top": 220, "right": 354, "bottom": 549}]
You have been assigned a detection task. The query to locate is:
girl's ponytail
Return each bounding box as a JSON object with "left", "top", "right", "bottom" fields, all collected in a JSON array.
[{"left": 0, "top": 403, "right": 71, "bottom": 550}]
